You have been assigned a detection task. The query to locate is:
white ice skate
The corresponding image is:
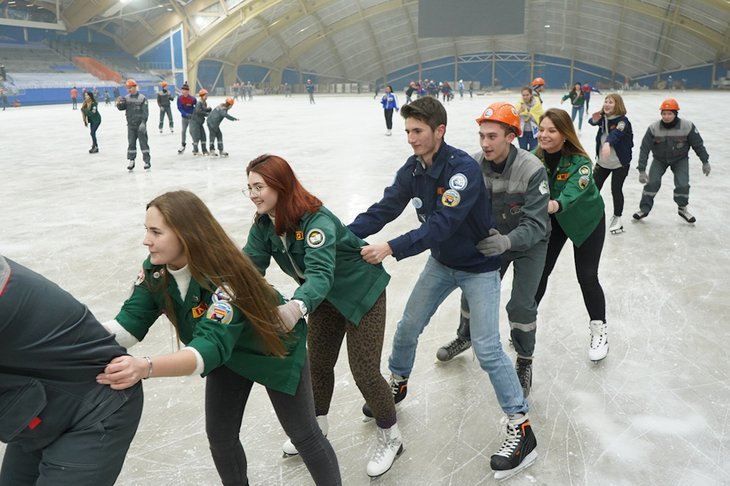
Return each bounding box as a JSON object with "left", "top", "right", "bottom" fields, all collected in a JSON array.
[
  {"left": 588, "top": 320, "right": 609, "bottom": 362},
  {"left": 366, "top": 424, "right": 404, "bottom": 478},
  {"left": 609, "top": 215, "right": 623, "bottom": 234},
  {"left": 282, "top": 415, "right": 328, "bottom": 457}
]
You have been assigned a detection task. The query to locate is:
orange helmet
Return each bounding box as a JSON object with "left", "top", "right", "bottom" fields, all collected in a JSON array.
[
  {"left": 660, "top": 98, "right": 679, "bottom": 111},
  {"left": 475, "top": 102, "right": 522, "bottom": 137},
  {"left": 125, "top": 79, "right": 137, "bottom": 88},
  {"left": 225, "top": 97, "right": 235, "bottom": 106},
  {"left": 160, "top": 81, "right": 168, "bottom": 88},
  {"left": 198, "top": 89, "right": 208, "bottom": 96},
  {"left": 532, "top": 77, "right": 545, "bottom": 87}
]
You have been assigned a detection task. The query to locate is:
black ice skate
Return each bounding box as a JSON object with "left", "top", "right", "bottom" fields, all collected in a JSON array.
[
  {"left": 678, "top": 206, "right": 696, "bottom": 223},
  {"left": 490, "top": 414, "right": 537, "bottom": 481},
  {"left": 436, "top": 336, "right": 472, "bottom": 361},
  {"left": 144, "top": 160, "right": 151, "bottom": 170},
  {"left": 632, "top": 210, "right": 648, "bottom": 220},
  {"left": 177, "top": 144, "right": 185, "bottom": 154},
  {"left": 362, "top": 374, "right": 407, "bottom": 419}
]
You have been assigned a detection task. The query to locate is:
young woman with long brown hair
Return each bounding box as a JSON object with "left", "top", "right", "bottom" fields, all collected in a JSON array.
[
  {"left": 96, "top": 190, "right": 341, "bottom": 486},
  {"left": 534, "top": 108, "right": 608, "bottom": 363},
  {"left": 242, "top": 154, "right": 402, "bottom": 478}
]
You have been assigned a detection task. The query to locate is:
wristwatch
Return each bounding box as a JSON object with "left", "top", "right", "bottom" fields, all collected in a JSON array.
[{"left": 292, "top": 299, "right": 308, "bottom": 317}]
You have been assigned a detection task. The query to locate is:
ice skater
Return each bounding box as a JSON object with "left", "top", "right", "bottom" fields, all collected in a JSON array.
[
  {"left": 632, "top": 98, "right": 710, "bottom": 223},
  {"left": 81, "top": 90, "right": 101, "bottom": 154},
  {"left": 436, "top": 102, "right": 550, "bottom": 400},
  {"left": 206, "top": 97, "right": 238, "bottom": 157},
  {"left": 190, "top": 88, "right": 211, "bottom": 155},
  {"left": 588, "top": 93, "right": 634, "bottom": 234},
  {"left": 176, "top": 82, "right": 196, "bottom": 154},
  {"left": 156, "top": 81, "right": 174, "bottom": 134},
  {"left": 116, "top": 79, "right": 151, "bottom": 171},
  {"left": 379, "top": 84, "right": 399, "bottom": 136},
  {"left": 348, "top": 97, "right": 538, "bottom": 481}
]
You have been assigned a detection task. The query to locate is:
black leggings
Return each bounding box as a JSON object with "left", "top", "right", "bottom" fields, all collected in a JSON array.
[
  {"left": 205, "top": 360, "right": 341, "bottom": 486},
  {"left": 535, "top": 214, "right": 606, "bottom": 322},
  {"left": 593, "top": 164, "right": 629, "bottom": 217}
]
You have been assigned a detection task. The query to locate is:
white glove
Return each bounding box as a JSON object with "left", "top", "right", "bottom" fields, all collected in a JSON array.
[
  {"left": 476, "top": 228, "right": 511, "bottom": 257},
  {"left": 277, "top": 301, "right": 302, "bottom": 332},
  {"left": 702, "top": 163, "right": 711, "bottom": 176},
  {"left": 638, "top": 170, "right": 648, "bottom": 184}
]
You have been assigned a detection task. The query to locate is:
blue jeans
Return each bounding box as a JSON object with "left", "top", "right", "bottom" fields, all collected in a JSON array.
[
  {"left": 388, "top": 256, "right": 528, "bottom": 415},
  {"left": 571, "top": 104, "right": 585, "bottom": 129}
]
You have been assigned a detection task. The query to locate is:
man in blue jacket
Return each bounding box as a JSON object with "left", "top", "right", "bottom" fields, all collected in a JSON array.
[{"left": 348, "top": 97, "right": 537, "bottom": 481}]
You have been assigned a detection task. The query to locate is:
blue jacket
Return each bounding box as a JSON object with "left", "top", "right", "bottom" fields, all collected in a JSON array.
[
  {"left": 380, "top": 93, "right": 399, "bottom": 110},
  {"left": 177, "top": 94, "right": 196, "bottom": 118},
  {"left": 348, "top": 142, "right": 500, "bottom": 274},
  {"left": 588, "top": 114, "right": 633, "bottom": 166}
]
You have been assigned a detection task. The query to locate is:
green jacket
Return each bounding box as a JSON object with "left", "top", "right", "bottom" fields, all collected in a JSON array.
[
  {"left": 115, "top": 257, "right": 307, "bottom": 395},
  {"left": 82, "top": 101, "right": 101, "bottom": 124},
  {"left": 538, "top": 152, "right": 604, "bottom": 247},
  {"left": 244, "top": 206, "right": 390, "bottom": 325}
]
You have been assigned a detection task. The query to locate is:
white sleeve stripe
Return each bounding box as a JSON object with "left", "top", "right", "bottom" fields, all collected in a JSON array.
[
  {"left": 182, "top": 347, "right": 205, "bottom": 375},
  {"left": 103, "top": 319, "right": 140, "bottom": 349}
]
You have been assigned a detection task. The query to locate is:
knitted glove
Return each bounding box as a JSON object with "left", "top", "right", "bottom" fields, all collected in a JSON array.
[
  {"left": 702, "top": 163, "right": 711, "bottom": 176},
  {"left": 476, "top": 228, "right": 511, "bottom": 257},
  {"left": 638, "top": 170, "right": 648, "bottom": 184},
  {"left": 277, "top": 301, "right": 302, "bottom": 332}
]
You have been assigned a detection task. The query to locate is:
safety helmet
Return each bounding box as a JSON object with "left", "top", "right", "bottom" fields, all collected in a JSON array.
[
  {"left": 475, "top": 102, "right": 522, "bottom": 137},
  {"left": 225, "top": 97, "right": 235, "bottom": 106},
  {"left": 532, "top": 77, "right": 545, "bottom": 87},
  {"left": 198, "top": 89, "right": 208, "bottom": 96},
  {"left": 660, "top": 98, "right": 680, "bottom": 111},
  {"left": 160, "top": 81, "right": 168, "bottom": 88},
  {"left": 125, "top": 79, "right": 137, "bottom": 88}
]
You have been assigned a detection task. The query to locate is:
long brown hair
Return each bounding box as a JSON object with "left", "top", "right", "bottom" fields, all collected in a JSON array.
[
  {"left": 147, "top": 190, "right": 287, "bottom": 356},
  {"left": 536, "top": 108, "right": 590, "bottom": 160},
  {"left": 246, "top": 154, "right": 321, "bottom": 235},
  {"left": 604, "top": 93, "right": 627, "bottom": 117}
]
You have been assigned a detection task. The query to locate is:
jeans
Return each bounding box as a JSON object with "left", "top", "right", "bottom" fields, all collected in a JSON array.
[
  {"left": 571, "top": 104, "right": 585, "bottom": 129},
  {"left": 518, "top": 131, "right": 538, "bottom": 152},
  {"left": 89, "top": 120, "right": 100, "bottom": 148},
  {"left": 388, "top": 256, "right": 527, "bottom": 415},
  {"left": 205, "top": 360, "right": 341, "bottom": 486}
]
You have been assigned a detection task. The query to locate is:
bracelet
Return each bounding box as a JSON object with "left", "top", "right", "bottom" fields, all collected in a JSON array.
[{"left": 143, "top": 356, "right": 153, "bottom": 380}]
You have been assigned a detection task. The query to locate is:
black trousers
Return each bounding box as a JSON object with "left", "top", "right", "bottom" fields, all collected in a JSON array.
[
  {"left": 384, "top": 108, "right": 394, "bottom": 129},
  {"left": 594, "top": 164, "right": 629, "bottom": 216},
  {"left": 535, "top": 214, "right": 606, "bottom": 322}
]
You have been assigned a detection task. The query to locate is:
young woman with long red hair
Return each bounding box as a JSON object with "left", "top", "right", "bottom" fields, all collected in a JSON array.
[
  {"left": 96, "top": 190, "right": 341, "bottom": 486},
  {"left": 243, "top": 154, "right": 403, "bottom": 478}
]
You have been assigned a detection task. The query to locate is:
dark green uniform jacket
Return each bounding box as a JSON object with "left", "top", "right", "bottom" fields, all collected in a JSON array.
[
  {"left": 115, "top": 257, "right": 306, "bottom": 395},
  {"left": 537, "top": 152, "right": 604, "bottom": 247},
  {"left": 244, "top": 206, "right": 390, "bottom": 325}
]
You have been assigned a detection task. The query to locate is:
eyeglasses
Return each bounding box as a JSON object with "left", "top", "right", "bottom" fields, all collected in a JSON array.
[{"left": 242, "top": 184, "right": 267, "bottom": 197}]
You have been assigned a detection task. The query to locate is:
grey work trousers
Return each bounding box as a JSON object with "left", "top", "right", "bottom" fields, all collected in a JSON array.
[
  {"left": 158, "top": 105, "right": 173, "bottom": 130},
  {"left": 639, "top": 157, "right": 690, "bottom": 213},
  {"left": 456, "top": 240, "right": 547, "bottom": 358},
  {"left": 126, "top": 122, "right": 150, "bottom": 162}
]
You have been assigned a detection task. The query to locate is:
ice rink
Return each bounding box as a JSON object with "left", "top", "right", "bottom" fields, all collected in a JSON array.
[{"left": 1, "top": 88, "right": 729, "bottom": 486}]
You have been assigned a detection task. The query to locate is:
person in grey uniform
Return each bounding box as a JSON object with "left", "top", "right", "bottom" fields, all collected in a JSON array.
[
  {"left": 633, "top": 98, "right": 710, "bottom": 223},
  {"left": 0, "top": 255, "right": 143, "bottom": 486},
  {"left": 156, "top": 81, "right": 174, "bottom": 134},
  {"left": 116, "top": 78, "right": 151, "bottom": 171},
  {"left": 436, "top": 102, "right": 550, "bottom": 398},
  {"left": 190, "top": 88, "right": 211, "bottom": 155},
  {"left": 206, "top": 97, "right": 238, "bottom": 157}
]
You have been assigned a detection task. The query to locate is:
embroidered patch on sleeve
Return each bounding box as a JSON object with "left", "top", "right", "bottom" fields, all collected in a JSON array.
[
  {"left": 306, "top": 228, "right": 325, "bottom": 248},
  {"left": 617, "top": 121, "right": 626, "bottom": 131},
  {"left": 206, "top": 301, "right": 233, "bottom": 325},
  {"left": 579, "top": 165, "right": 590, "bottom": 176},
  {"left": 448, "top": 173, "right": 468, "bottom": 190},
  {"left": 441, "top": 189, "right": 461, "bottom": 207},
  {"left": 578, "top": 175, "right": 590, "bottom": 190},
  {"left": 539, "top": 180, "right": 549, "bottom": 195}
]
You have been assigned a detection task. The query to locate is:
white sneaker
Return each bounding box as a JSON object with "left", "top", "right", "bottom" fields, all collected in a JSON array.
[
  {"left": 609, "top": 215, "right": 623, "bottom": 234},
  {"left": 366, "top": 424, "right": 403, "bottom": 478},
  {"left": 282, "top": 415, "right": 328, "bottom": 456},
  {"left": 588, "top": 320, "right": 609, "bottom": 362}
]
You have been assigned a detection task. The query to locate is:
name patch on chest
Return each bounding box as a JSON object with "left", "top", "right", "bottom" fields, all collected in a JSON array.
[{"left": 556, "top": 172, "right": 570, "bottom": 181}]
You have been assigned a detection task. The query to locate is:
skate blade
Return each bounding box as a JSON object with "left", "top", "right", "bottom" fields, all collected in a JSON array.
[
  {"left": 282, "top": 451, "right": 300, "bottom": 458},
  {"left": 366, "top": 444, "right": 404, "bottom": 478},
  {"left": 493, "top": 449, "right": 537, "bottom": 481},
  {"left": 362, "top": 415, "right": 375, "bottom": 423},
  {"left": 610, "top": 228, "right": 624, "bottom": 234}
]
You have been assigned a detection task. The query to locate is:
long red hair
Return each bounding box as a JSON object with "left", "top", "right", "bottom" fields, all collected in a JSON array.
[{"left": 246, "top": 154, "right": 322, "bottom": 234}]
